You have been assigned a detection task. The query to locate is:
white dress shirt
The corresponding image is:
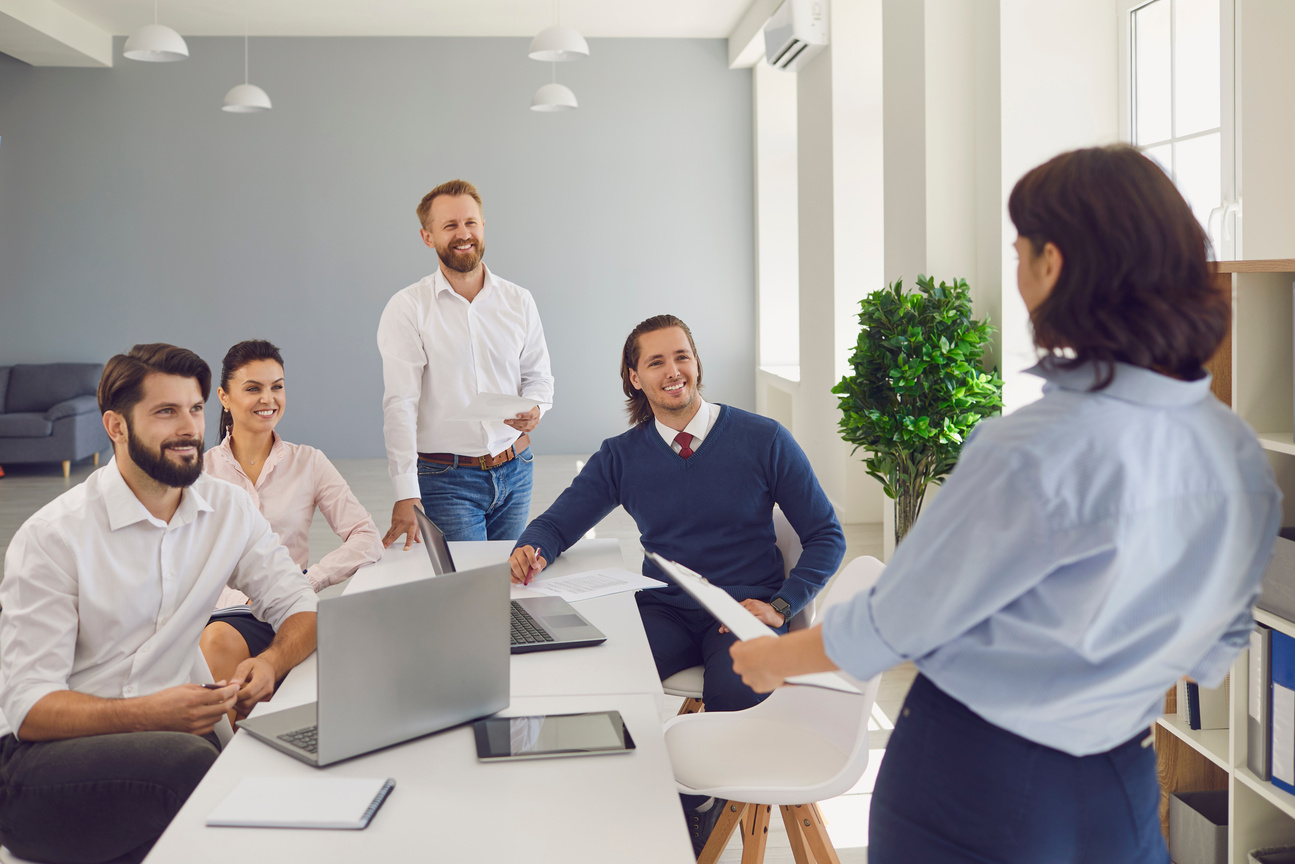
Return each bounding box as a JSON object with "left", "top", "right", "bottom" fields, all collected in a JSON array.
[
  {"left": 653, "top": 397, "right": 718, "bottom": 454},
  {"left": 0, "top": 459, "right": 318, "bottom": 739},
  {"left": 205, "top": 433, "right": 384, "bottom": 601},
  {"left": 377, "top": 265, "right": 555, "bottom": 502}
]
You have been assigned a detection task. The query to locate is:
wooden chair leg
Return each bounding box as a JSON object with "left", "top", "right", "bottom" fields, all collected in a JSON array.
[
  {"left": 797, "top": 802, "right": 842, "bottom": 864},
  {"left": 698, "top": 800, "right": 746, "bottom": 864},
  {"left": 739, "top": 803, "right": 772, "bottom": 864},
  {"left": 779, "top": 805, "right": 816, "bottom": 864},
  {"left": 62, "top": 460, "right": 70, "bottom": 478},
  {"left": 93, "top": 451, "right": 99, "bottom": 467},
  {"left": 677, "top": 697, "right": 705, "bottom": 715}
]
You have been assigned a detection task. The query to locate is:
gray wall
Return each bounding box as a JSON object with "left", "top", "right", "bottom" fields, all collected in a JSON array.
[{"left": 0, "top": 37, "right": 754, "bottom": 458}]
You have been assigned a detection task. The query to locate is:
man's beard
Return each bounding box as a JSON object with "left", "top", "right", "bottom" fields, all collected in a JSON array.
[
  {"left": 437, "top": 239, "right": 485, "bottom": 273},
  {"left": 128, "top": 428, "right": 203, "bottom": 488}
]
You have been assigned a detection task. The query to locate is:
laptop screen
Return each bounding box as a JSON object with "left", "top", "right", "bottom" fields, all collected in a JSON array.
[{"left": 413, "top": 507, "right": 456, "bottom": 574}]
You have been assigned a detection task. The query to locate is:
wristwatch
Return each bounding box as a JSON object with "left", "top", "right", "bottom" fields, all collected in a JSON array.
[{"left": 769, "top": 597, "right": 792, "bottom": 624}]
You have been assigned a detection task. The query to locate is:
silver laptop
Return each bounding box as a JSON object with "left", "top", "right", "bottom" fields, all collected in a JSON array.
[
  {"left": 414, "top": 507, "right": 607, "bottom": 654},
  {"left": 237, "top": 564, "right": 511, "bottom": 766}
]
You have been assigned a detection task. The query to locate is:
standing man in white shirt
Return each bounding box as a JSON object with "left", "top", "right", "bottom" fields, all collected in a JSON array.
[
  {"left": 378, "top": 179, "right": 554, "bottom": 547},
  {"left": 0, "top": 343, "right": 318, "bottom": 864}
]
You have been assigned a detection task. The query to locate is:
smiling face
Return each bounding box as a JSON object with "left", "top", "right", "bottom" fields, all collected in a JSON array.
[
  {"left": 112, "top": 372, "right": 205, "bottom": 488},
  {"left": 627, "top": 326, "right": 700, "bottom": 424},
  {"left": 218, "top": 358, "right": 285, "bottom": 439},
  {"left": 422, "top": 193, "right": 485, "bottom": 275}
]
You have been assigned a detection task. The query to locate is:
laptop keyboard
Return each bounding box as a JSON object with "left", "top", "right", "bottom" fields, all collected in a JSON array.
[
  {"left": 511, "top": 602, "right": 555, "bottom": 646},
  {"left": 277, "top": 725, "right": 319, "bottom": 754}
]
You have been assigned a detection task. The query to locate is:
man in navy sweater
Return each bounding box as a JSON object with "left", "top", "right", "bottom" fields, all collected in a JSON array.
[{"left": 510, "top": 314, "right": 845, "bottom": 713}]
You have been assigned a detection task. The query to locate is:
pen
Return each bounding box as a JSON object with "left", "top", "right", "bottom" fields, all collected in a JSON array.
[{"left": 527, "top": 547, "right": 541, "bottom": 586}]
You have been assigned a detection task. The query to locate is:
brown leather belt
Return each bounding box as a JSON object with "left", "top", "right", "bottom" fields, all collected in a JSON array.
[{"left": 418, "top": 434, "right": 530, "bottom": 470}]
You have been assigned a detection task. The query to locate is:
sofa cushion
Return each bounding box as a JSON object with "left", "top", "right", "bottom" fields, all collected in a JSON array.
[
  {"left": 0, "top": 367, "right": 10, "bottom": 416},
  {"left": 45, "top": 395, "right": 102, "bottom": 422},
  {"left": 6, "top": 363, "right": 103, "bottom": 414},
  {"left": 0, "top": 412, "right": 53, "bottom": 438}
]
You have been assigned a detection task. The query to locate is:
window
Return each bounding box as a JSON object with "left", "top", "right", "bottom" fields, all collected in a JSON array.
[{"left": 1124, "top": 0, "right": 1236, "bottom": 257}]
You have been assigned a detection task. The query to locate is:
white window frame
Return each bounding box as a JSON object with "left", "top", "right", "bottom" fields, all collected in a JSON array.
[{"left": 1118, "top": 0, "right": 1238, "bottom": 258}]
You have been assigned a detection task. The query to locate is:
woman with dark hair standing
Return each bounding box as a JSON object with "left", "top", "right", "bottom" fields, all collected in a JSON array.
[
  {"left": 201, "top": 340, "right": 383, "bottom": 691},
  {"left": 729, "top": 146, "right": 1282, "bottom": 863}
]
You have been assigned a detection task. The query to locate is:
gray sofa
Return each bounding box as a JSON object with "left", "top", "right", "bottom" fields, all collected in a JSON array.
[{"left": 0, "top": 363, "right": 109, "bottom": 477}]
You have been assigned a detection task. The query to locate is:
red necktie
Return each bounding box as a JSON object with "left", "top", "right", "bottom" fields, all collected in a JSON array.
[{"left": 674, "top": 431, "right": 694, "bottom": 459}]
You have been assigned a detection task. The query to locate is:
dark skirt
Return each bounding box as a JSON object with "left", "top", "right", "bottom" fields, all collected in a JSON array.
[{"left": 868, "top": 674, "right": 1169, "bottom": 864}]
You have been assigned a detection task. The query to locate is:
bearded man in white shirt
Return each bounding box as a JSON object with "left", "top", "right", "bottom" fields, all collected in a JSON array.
[
  {"left": 0, "top": 343, "right": 318, "bottom": 864},
  {"left": 378, "top": 179, "right": 554, "bottom": 548}
]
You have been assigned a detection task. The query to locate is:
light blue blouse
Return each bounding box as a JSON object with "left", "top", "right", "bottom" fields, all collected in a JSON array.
[{"left": 822, "top": 362, "right": 1282, "bottom": 755}]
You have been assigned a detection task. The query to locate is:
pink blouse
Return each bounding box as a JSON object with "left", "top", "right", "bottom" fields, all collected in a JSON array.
[{"left": 205, "top": 434, "right": 383, "bottom": 608}]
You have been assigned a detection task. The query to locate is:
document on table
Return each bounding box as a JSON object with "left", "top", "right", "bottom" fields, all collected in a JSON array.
[
  {"left": 451, "top": 392, "right": 544, "bottom": 421},
  {"left": 646, "top": 552, "right": 860, "bottom": 695},
  {"left": 511, "top": 568, "right": 667, "bottom": 602}
]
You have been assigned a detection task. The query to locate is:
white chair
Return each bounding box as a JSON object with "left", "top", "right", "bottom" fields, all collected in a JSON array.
[
  {"left": 662, "top": 555, "right": 885, "bottom": 864},
  {"left": 661, "top": 507, "right": 810, "bottom": 715}
]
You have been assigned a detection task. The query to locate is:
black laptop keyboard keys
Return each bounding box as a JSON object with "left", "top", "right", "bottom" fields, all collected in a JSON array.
[
  {"left": 510, "top": 601, "right": 555, "bottom": 646},
  {"left": 278, "top": 725, "right": 319, "bottom": 754}
]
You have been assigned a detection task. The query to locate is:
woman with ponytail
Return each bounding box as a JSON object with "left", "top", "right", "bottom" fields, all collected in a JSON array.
[{"left": 201, "top": 340, "right": 383, "bottom": 691}]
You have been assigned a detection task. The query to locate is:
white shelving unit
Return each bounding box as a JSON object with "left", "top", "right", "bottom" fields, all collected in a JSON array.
[{"left": 1158, "top": 261, "right": 1295, "bottom": 863}]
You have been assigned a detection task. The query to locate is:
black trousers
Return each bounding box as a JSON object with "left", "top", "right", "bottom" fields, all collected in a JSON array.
[{"left": 0, "top": 731, "right": 219, "bottom": 864}]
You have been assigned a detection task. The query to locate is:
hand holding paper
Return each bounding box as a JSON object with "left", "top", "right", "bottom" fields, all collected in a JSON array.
[
  {"left": 646, "top": 552, "right": 858, "bottom": 694},
  {"left": 452, "top": 393, "right": 544, "bottom": 422}
]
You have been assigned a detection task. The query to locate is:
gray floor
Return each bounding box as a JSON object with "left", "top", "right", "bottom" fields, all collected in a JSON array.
[{"left": 0, "top": 452, "right": 915, "bottom": 863}]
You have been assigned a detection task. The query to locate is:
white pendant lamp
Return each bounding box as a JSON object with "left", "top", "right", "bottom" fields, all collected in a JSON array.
[
  {"left": 529, "top": 26, "right": 589, "bottom": 62},
  {"left": 223, "top": 11, "right": 271, "bottom": 113},
  {"left": 531, "top": 65, "right": 577, "bottom": 112},
  {"left": 123, "top": 0, "right": 188, "bottom": 62},
  {"left": 529, "top": 0, "right": 589, "bottom": 62}
]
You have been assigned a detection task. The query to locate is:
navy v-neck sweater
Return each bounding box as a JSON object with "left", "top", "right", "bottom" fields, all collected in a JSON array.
[{"left": 517, "top": 405, "right": 845, "bottom": 616}]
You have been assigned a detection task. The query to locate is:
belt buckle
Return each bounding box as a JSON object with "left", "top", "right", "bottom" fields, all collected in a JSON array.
[{"left": 479, "top": 455, "right": 490, "bottom": 470}]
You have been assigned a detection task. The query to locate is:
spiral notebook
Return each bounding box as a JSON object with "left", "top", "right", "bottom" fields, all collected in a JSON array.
[{"left": 207, "top": 776, "right": 396, "bottom": 829}]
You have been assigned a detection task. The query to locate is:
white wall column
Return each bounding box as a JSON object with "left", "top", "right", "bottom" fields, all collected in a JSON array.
[{"left": 796, "top": 0, "right": 886, "bottom": 524}]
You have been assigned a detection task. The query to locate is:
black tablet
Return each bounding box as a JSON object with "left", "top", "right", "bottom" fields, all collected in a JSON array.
[{"left": 473, "top": 710, "right": 636, "bottom": 761}]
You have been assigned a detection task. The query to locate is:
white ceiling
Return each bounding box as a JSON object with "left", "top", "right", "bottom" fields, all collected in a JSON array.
[{"left": 53, "top": 0, "right": 754, "bottom": 38}]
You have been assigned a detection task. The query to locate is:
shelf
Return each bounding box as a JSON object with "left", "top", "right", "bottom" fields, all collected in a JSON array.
[
  {"left": 1255, "top": 609, "right": 1295, "bottom": 640},
  {"left": 1237, "top": 766, "right": 1295, "bottom": 822},
  {"left": 1217, "top": 260, "right": 1295, "bottom": 274},
  {"left": 1157, "top": 714, "right": 1230, "bottom": 770},
  {"left": 1257, "top": 433, "right": 1295, "bottom": 456}
]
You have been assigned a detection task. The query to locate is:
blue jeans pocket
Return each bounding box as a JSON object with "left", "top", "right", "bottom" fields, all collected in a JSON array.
[
  {"left": 417, "top": 460, "right": 452, "bottom": 477},
  {"left": 517, "top": 446, "right": 534, "bottom": 464}
]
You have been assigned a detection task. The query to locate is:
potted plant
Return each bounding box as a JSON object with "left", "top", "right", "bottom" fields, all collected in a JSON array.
[{"left": 832, "top": 275, "right": 1004, "bottom": 546}]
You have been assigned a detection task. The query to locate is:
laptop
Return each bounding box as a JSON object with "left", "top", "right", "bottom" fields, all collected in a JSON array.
[
  {"left": 236, "top": 564, "right": 511, "bottom": 766},
  {"left": 413, "top": 506, "right": 607, "bottom": 654}
]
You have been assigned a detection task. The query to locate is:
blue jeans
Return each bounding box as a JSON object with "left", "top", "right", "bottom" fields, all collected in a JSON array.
[
  {"left": 417, "top": 447, "right": 534, "bottom": 542},
  {"left": 868, "top": 674, "right": 1169, "bottom": 864}
]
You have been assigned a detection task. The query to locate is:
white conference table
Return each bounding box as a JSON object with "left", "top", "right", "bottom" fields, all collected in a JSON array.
[{"left": 145, "top": 538, "right": 691, "bottom": 863}]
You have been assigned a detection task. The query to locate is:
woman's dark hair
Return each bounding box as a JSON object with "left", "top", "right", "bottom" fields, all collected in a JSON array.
[
  {"left": 98, "top": 343, "right": 211, "bottom": 420},
  {"left": 1008, "top": 145, "right": 1227, "bottom": 388},
  {"left": 218, "top": 339, "right": 284, "bottom": 442},
  {"left": 620, "top": 314, "right": 702, "bottom": 426}
]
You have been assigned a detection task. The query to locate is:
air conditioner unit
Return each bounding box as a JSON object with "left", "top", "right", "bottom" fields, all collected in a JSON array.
[{"left": 763, "top": 0, "right": 828, "bottom": 72}]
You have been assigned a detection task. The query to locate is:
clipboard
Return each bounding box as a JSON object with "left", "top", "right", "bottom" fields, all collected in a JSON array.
[{"left": 646, "top": 552, "right": 860, "bottom": 694}]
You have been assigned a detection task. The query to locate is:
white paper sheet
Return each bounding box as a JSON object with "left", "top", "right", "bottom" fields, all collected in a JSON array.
[
  {"left": 646, "top": 552, "right": 859, "bottom": 694},
  {"left": 451, "top": 392, "right": 544, "bottom": 421},
  {"left": 510, "top": 568, "right": 667, "bottom": 602}
]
